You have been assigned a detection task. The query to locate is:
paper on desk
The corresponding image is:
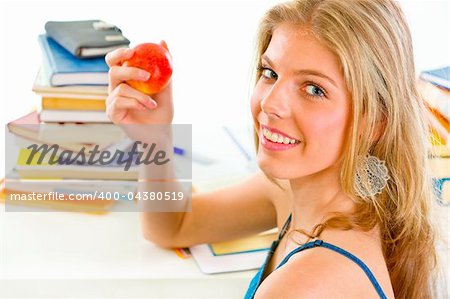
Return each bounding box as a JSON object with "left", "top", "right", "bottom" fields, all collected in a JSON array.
[
  {"left": 190, "top": 243, "right": 268, "bottom": 274},
  {"left": 190, "top": 228, "right": 277, "bottom": 274}
]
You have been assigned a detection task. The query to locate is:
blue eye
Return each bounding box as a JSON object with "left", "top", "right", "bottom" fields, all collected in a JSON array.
[
  {"left": 303, "top": 83, "right": 327, "bottom": 100},
  {"left": 305, "top": 84, "right": 325, "bottom": 97},
  {"left": 260, "top": 67, "right": 278, "bottom": 80}
]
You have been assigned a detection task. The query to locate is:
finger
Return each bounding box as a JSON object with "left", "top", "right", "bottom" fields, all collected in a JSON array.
[
  {"left": 106, "top": 96, "right": 147, "bottom": 122},
  {"left": 108, "top": 66, "right": 151, "bottom": 93},
  {"left": 114, "top": 83, "right": 158, "bottom": 109},
  {"left": 113, "top": 96, "right": 147, "bottom": 111},
  {"left": 105, "top": 47, "right": 135, "bottom": 67}
]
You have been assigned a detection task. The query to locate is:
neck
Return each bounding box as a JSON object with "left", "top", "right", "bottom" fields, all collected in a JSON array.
[{"left": 288, "top": 163, "right": 355, "bottom": 241}]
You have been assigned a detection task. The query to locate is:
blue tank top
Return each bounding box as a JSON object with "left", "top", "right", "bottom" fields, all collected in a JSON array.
[{"left": 244, "top": 214, "right": 388, "bottom": 299}]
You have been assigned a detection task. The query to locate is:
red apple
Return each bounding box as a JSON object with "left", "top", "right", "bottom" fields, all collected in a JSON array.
[{"left": 123, "top": 42, "right": 173, "bottom": 95}]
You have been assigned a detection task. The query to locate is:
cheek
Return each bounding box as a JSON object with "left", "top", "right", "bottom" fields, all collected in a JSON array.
[
  {"left": 305, "top": 105, "right": 351, "bottom": 152},
  {"left": 319, "top": 109, "right": 350, "bottom": 158}
]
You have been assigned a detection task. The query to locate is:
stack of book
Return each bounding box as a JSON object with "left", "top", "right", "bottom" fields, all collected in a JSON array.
[
  {"left": 1, "top": 20, "right": 135, "bottom": 214},
  {"left": 35, "top": 20, "right": 129, "bottom": 122},
  {"left": 418, "top": 66, "right": 450, "bottom": 205},
  {"left": 2, "top": 112, "right": 138, "bottom": 214}
]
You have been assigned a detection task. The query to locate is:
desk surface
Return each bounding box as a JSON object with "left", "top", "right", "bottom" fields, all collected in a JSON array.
[
  {"left": 0, "top": 125, "right": 260, "bottom": 298},
  {"left": 0, "top": 202, "right": 256, "bottom": 298},
  {"left": 1, "top": 187, "right": 450, "bottom": 298}
]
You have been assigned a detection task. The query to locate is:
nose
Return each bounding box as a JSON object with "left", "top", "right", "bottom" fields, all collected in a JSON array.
[{"left": 260, "top": 83, "right": 291, "bottom": 119}]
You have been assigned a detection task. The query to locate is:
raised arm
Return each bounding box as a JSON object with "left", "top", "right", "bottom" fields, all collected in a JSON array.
[{"left": 105, "top": 46, "right": 283, "bottom": 249}]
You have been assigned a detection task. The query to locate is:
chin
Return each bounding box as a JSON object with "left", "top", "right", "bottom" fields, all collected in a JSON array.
[{"left": 257, "top": 155, "right": 295, "bottom": 180}]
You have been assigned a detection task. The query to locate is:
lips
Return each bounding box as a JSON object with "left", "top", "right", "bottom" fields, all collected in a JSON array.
[{"left": 260, "top": 125, "right": 301, "bottom": 151}]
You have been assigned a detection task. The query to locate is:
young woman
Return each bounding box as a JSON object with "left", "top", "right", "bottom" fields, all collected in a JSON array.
[{"left": 105, "top": 0, "right": 438, "bottom": 298}]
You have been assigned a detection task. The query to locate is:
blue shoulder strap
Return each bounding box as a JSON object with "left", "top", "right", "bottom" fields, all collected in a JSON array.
[{"left": 276, "top": 239, "right": 388, "bottom": 299}]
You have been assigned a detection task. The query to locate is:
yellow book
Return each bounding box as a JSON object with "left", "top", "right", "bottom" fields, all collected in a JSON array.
[
  {"left": 15, "top": 147, "right": 138, "bottom": 180},
  {"left": 17, "top": 148, "right": 52, "bottom": 166},
  {"left": 429, "top": 128, "right": 446, "bottom": 147},
  {"left": 42, "top": 97, "right": 106, "bottom": 111}
]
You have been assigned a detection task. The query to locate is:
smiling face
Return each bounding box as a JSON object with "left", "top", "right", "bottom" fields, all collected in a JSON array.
[{"left": 251, "top": 23, "right": 352, "bottom": 180}]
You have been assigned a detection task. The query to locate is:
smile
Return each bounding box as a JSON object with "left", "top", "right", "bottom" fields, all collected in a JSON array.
[
  {"left": 261, "top": 126, "right": 300, "bottom": 144},
  {"left": 260, "top": 126, "right": 301, "bottom": 151}
]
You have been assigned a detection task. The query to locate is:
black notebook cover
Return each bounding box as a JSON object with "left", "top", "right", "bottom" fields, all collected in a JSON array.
[{"left": 45, "top": 20, "right": 130, "bottom": 58}]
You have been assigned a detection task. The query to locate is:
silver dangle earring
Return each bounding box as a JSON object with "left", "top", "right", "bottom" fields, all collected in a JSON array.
[{"left": 354, "top": 154, "right": 390, "bottom": 198}]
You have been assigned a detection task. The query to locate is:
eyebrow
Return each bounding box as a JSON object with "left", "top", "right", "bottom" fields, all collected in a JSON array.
[{"left": 261, "top": 54, "right": 338, "bottom": 88}]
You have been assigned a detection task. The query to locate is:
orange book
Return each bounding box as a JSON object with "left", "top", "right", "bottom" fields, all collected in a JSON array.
[
  {"left": 425, "top": 103, "right": 450, "bottom": 133},
  {"left": 418, "top": 78, "right": 450, "bottom": 120},
  {"left": 42, "top": 97, "right": 106, "bottom": 111}
]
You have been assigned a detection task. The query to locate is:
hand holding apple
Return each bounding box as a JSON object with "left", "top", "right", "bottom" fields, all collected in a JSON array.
[
  {"left": 123, "top": 42, "right": 173, "bottom": 95},
  {"left": 105, "top": 43, "right": 174, "bottom": 125}
]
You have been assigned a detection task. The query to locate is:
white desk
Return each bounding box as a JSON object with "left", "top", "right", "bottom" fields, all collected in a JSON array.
[
  {"left": 0, "top": 126, "right": 260, "bottom": 298},
  {"left": 0, "top": 202, "right": 256, "bottom": 298}
]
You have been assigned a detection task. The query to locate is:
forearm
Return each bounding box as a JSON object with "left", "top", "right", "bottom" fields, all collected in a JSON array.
[
  {"left": 135, "top": 128, "right": 191, "bottom": 247},
  {"left": 139, "top": 211, "right": 186, "bottom": 248}
]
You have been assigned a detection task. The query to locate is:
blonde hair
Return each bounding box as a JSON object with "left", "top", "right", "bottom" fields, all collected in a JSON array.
[{"left": 252, "top": 0, "right": 439, "bottom": 298}]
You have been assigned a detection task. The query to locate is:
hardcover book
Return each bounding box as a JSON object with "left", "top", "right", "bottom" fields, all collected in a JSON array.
[
  {"left": 32, "top": 68, "right": 108, "bottom": 98},
  {"left": 45, "top": 20, "right": 130, "bottom": 58},
  {"left": 38, "top": 34, "right": 109, "bottom": 86}
]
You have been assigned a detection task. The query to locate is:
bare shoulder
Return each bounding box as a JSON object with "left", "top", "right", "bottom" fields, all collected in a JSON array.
[{"left": 255, "top": 230, "right": 394, "bottom": 299}]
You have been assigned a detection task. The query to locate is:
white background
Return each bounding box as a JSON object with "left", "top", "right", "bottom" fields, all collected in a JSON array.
[
  {"left": 0, "top": 0, "right": 449, "bottom": 176},
  {"left": 0, "top": 2, "right": 449, "bottom": 296}
]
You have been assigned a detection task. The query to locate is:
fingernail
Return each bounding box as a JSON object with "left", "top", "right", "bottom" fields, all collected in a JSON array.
[{"left": 139, "top": 71, "right": 151, "bottom": 80}]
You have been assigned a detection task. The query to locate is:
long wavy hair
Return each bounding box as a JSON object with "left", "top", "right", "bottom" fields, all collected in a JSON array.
[{"left": 252, "top": 1, "right": 440, "bottom": 298}]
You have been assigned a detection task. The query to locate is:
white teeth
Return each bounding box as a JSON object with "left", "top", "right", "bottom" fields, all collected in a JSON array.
[
  {"left": 262, "top": 128, "right": 299, "bottom": 144},
  {"left": 277, "top": 135, "right": 284, "bottom": 143},
  {"left": 263, "top": 128, "right": 272, "bottom": 139},
  {"left": 270, "top": 133, "right": 279, "bottom": 142}
]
